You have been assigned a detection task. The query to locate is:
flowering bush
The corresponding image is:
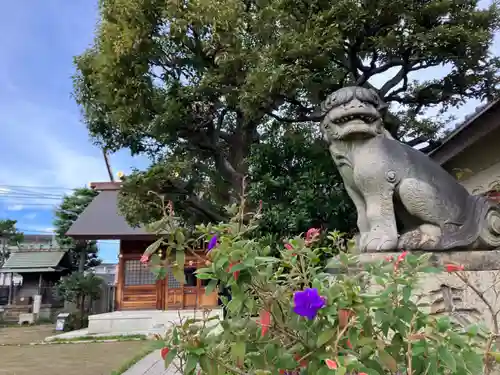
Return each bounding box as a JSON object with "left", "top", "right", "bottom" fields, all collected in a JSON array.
[{"left": 146, "top": 203, "right": 491, "bottom": 375}]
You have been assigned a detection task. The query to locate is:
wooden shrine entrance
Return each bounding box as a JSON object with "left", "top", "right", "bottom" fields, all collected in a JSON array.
[
  {"left": 117, "top": 241, "right": 218, "bottom": 311},
  {"left": 156, "top": 264, "right": 217, "bottom": 310}
]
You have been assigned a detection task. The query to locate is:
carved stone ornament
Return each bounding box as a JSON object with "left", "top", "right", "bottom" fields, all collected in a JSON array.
[{"left": 320, "top": 86, "right": 500, "bottom": 252}]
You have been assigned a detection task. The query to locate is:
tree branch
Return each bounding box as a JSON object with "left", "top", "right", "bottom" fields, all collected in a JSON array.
[{"left": 268, "top": 111, "right": 322, "bottom": 123}]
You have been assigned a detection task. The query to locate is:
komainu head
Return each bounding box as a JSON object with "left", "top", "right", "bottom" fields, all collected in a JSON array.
[{"left": 320, "top": 86, "right": 388, "bottom": 142}]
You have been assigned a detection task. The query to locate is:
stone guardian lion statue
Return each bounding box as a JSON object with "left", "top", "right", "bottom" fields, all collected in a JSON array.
[{"left": 320, "top": 86, "right": 500, "bottom": 252}]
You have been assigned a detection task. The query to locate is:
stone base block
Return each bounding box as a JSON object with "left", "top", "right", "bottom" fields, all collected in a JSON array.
[
  {"left": 358, "top": 249, "right": 500, "bottom": 271},
  {"left": 355, "top": 249, "right": 500, "bottom": 331}
]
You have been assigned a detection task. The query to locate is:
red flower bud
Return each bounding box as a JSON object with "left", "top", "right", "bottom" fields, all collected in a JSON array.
[
  {"left": 445, "top": 264, "right": 464, "bottom": 272},
  {"left": 140, "top": 255, "right": 149, "bottom": 264},
  {"left": 160, "top": 347, "right": 169, "bottom": 360},
  {"left": 338, "top": 309, "right": 353, "bottom": 328},
  {"left": 228, "top": 262, "right": 240, "bottom": 280},
  {"left": 294, "top": 354, "right": 308, "bottom": 368},
  {"left": 347, "top": 339, "right": 353, "bottom": 349},
  {"left": 325, "top": 359, "right": 337, "bottom": 370},
  {"left": 259, "top": 310, "right": 271, "bottom": 337}
]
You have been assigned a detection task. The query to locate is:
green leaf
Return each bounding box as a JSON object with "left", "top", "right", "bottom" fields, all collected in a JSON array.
[
  {"left": 463, "top": 350, "right": 483, "bottom": 373},
  {"left": 175, "top": 230, "right": 185, "bottom": 244},
  {"left": 199, "top": 355, "right": 215, "bottom": 375},
  {"left": 255, "top": 256, "right": 280, "bottom": 263},
  {"left": 184, "top": 354, "right": 198, "bottom": 374},
  {"left": 164, "top": 348, "right": 177, "bottom": 369},
  {"left": 419, "top": 266, "right": 442, "bottom": 274},
  {"left": 438, "top": 346, "right": 456, "bottom": 372},
  {"left": 176, "top": 250, "right": 185, "bottom": 268},
  {"left": 144, "top": 239, "right": 163, "bottom": 256},
  {"left": 228, "top": 263, "right": 246, "bottom": 272},
  {"left": 172, "top": 266, "right": 186, "bottom": 284},
  {"left": 195, "top": 273, "right": 213, "bottom": 280},
  {"left": 379, "top": 350, "right": 397, "bottom": 372},
  {"left": 316, "top": 328, "right": 335, "bottom": 347},
  {"left": 227, "top": 297, "right": 243, "bottom": 314},
  {"left": 195, "top": 267, "right": 212, "bottom": 274},
  {"left": 150, "top": 253, "right": 162, "bottom": 266},
  {"left": 231, "top": 341, "right": 246, "bottom": 365},
  {"left": 466, "top": 325, "right": 479, "bottom": 337},
  {"left": 205, "top": 279, "right": 218, "bottom": 295},
  {"left": 436, "top": 316, "right": 451, "bottom": 332},
  {"left": 402, "top": 285, "right": 412, "bottom": 302},
  {"left": 394, "top": 306, "right": 413, "bottom": 323}
]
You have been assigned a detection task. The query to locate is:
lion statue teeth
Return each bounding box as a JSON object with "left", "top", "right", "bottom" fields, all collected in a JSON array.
[{"left": 320, "top": 86, "right": 500, "bottom": 252}]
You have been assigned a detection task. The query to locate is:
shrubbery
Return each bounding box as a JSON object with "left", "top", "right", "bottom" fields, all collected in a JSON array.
[{"left": 145, "top": 203, "right": 493, "bottom": 374}]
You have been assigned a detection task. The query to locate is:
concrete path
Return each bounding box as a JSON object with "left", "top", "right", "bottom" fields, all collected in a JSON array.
[{"left": 122, "top": 350, "right": 180, "bottom": 375}]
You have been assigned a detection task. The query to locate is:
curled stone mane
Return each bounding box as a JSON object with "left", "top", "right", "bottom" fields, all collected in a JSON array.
[{"left": 320, "top": 86, "right": 388, "bottom": 115}]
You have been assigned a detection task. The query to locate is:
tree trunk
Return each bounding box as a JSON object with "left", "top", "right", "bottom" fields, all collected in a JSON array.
[
  {"left": 78, "top": 245, "right": 86, "bottom": 272},
  {"left": 80, "top": 294, "right": 86, "bottom": 328}
]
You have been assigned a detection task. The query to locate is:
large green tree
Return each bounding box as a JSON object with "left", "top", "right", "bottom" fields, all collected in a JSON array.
[
  {"left": 247, "top": 122, "right": 356, "bottom": 236},
  {"left": 53, "top": 188, "right": 101, "bottom": 271},
  {"left": 74, "top": 0, "right": 500, "bottom": 232},
  {"left": 0, "top": 219, "right": 23, "bottom": 265}
]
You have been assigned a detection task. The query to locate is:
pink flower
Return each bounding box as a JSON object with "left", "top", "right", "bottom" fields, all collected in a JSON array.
[
  {"left": 325, "top": 359, "right": 337, "bottom": 370},
  {"left": 384, "top": 255, "right": 394, "bottom": 262},
  {"left": 285, "top": 243, "right": 293, "bottom": 251},
  {"left": 140, "top": 255, "right": 149, "bottom": 264},
  {"left": 397, "top": 250, "right": 409, "bottom": 262},
  {"left": 305, "top": 227, "right": 320, "bottom": 245},
  {"left": 445, "top": 264, "right": 465, "bottom": 272},
  {"left": 393, "top": 250, "right": 409, "bottom": 271}
]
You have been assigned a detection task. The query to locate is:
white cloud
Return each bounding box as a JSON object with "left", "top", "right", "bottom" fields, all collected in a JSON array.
[{"left": 7, "top": 204, "right": 24, "bottom": 211}]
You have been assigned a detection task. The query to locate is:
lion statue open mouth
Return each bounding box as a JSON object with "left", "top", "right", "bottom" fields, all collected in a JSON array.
[{"left": 320, "top": 86, "right": 500, "bottom": 252}]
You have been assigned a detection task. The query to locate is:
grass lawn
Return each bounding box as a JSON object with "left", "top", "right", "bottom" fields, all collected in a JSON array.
[
  {"left": 0, "top": 324, "right": 55, "bottom": 345},
  {"left": 0, "top": 340, "right": 152, "bottom": 375},
  {"left": 0, "top": 325, "right": 155, "bottom": 375}
]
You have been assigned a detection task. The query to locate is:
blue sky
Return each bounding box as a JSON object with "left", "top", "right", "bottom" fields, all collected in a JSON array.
[{"left": 0, "top": 1, "right": 497, "bottom": 263}]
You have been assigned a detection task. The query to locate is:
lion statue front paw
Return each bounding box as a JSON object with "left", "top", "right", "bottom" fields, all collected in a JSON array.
[{"left": 360, "top": 232, "right": 398, "bottom": 252}]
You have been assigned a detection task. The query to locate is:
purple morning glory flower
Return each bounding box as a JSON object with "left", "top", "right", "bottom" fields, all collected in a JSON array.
[
  {"left": 293, "top": 288, "right": 325, "bottom": 320},
  {"left": 207, "top": 235, "right": 218, "bottom": 252}
]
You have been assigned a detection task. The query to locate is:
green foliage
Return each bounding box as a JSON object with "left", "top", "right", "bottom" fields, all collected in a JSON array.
[
  {"left": 146, "top": 207, "right": 489, "bottom": 374},
  {"left": 56, "top": 272, "right": 103, "bottom": 313},
  {"left": 0, "top": 219, "right": 24, "bottom": 244},
  {"left": 74, "top": 0, "right": 500, "bottom": 229},
  {"left": 0, "top": 219, "right": 23, "bottom": 265},
  {"left": 247, "top": 123, "right": 356, "bottom": 237},
  {"left": 64, "top": 311, "right": 90, "bottom": 331},
  {"left": 53, "top": 187, "right": 101, "bottom": 270}
]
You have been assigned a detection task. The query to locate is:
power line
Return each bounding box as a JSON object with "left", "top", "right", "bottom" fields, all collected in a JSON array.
[
  {"left": 17, "top": 228, "right": 55, "bottom": 234},
  {"left": 0, "top": 194, "right": 64, "bottom": 200},
  {"left": 0, "top": 184, "right": 77, "bottom": 191}
]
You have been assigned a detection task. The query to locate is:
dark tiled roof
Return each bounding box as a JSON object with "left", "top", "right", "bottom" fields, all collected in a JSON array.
[
  {"left": 429, "top": 99, "right": 500, "bottom": 156},
  {"left": 0, "top": 250, "right": 67, "bottom": 273},
  {"left": 66, "top": 190, "right": 152, "bottom": 239}
]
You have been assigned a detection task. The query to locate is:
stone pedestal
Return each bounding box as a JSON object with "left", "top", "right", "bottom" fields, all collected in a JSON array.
[{"left": 359, "top": 250, "right": 500, "bottom": 331}]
